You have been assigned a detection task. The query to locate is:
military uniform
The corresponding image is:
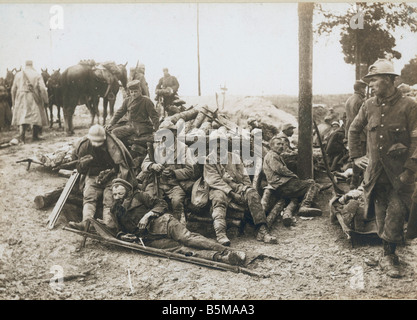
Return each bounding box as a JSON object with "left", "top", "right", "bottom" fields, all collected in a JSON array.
[
  {"left": 349, "top": 89, "right": 417, "bottom": 243},
  {"left": 109, "top": 81, "right": 159, "bottom": 144},
  {"left": 155, "top": 72, "right": 180, "bottom": 108}
]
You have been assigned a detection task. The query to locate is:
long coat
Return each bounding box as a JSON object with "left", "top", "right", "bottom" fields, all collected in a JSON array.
[
  {"left": 345, "top": 92, "right": 366, "bottom": 141},
  {"left": 11, "top": 67, "right": 48, "bottom": 126},
  {"left": 348, "top": 89, "right": 417, "bottom": 218}
]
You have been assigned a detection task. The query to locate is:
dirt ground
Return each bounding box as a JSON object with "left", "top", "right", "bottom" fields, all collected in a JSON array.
[{"left": 1, "top": 99, "right": 417, "bottom": 301}]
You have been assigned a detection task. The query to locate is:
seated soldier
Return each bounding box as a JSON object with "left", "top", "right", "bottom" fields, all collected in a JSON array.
[
  {"left": 69, "top": 124, "right": 136, "bottom": 231},
  {"left": 262, "top": 136, "right": 322, "bottom": 227},
  {"left": 109, "top": 178, "right": 246, "bottom": 266},
  {"left": 204, "top": 130, "right": 277, "bottom": 246},
  {"left": 141, "top": 121, "right": 195, "bottom": 223},
  {"left": 107, "top": 80, "right": 159, "bottom": 147}
]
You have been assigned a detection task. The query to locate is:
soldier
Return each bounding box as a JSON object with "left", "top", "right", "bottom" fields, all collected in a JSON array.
[
  {"left": 141, "top": 121, "right": 195, "bottom": 222},
  {"left": 11, "top": 60, "right": 49, "bottom": 143},
  {"left": 107, "top": 80, "right": 159, "bottom": 146},
  {"left": 262, "top": 136, "right": 322, "bottom": 227},
  {"left": 155, "top": 68, "right": 180, "bottom": 109},
  {"left": 130, "top": 63, "right": 150, "bottom": 97},
  {"left": 277, "top": 123, "right": 297, "bottom": 152},
  {"left": 345, "top": 79, "right": 368, "bottom": 189},
  {"left": 69, "top": 124, "right": 136, "bottom": 231},
  {"left": 349, "top": 59, "right": 417, "bottom": 278},
  {"left": 109, "top": 178, "right": 246, "bottom": 266},
  {"left": 204, "top": 130, "right": 277, "bottom": 246}
]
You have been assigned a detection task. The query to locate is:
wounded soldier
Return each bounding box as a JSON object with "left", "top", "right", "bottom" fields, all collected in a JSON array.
[{"left": 109, "top": 178, "right": 247, "bottom": 267}]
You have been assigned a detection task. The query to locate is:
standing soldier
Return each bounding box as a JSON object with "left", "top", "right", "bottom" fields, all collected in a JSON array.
[
  {"left": 11, "top": 60, "right": 48, "bottom": 143},
  {"left": 345, "top": 79, "right": 368, "bottom": 189},
  {"left": 349, "top": 59, "right": 417, "bottom": 278}
]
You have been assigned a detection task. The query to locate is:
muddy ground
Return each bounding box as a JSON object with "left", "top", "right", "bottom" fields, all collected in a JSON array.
[{"left": 1, "top": 101, "right": 417, "bottom": 301}]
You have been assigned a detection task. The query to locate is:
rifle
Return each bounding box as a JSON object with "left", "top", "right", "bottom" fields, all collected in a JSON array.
[
  {"left": 46, "top": 170, "right": 80, "bottom": 229},
  {"left": 147, "top": 142, "right": 160, "bottom": 198},
  {"left": 16, "top": 158, "right": 45, "bottom": 171},
  {"left": 63, "top": 224, "right": 266, "bottom": 278},
  {"left": 313, "top": 120, "right": 344, "bottom": 195}
]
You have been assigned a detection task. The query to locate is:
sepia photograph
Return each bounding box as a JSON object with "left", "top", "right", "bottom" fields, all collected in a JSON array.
[{"left": 1, "top": 1, "right": 417, "bottom": 304}]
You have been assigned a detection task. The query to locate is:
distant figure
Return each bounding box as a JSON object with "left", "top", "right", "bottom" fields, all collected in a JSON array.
[
  {"left": 132, "top": 63, "right": 150, "bottom": 97},
  {"left": 11, "top": 60, "right": 48, "bottom": 143},
  {"left": 326, "top": 121, "right": 346, "bottom": 172},
  {"left": 345, "top": 79, "right": 367, "bottom": 189},
  {"left": 155, "top": 68, "right": 180, "bottom": 109},
  {"left": 277, "top": 123, "right": 296, "bottom": 152}
]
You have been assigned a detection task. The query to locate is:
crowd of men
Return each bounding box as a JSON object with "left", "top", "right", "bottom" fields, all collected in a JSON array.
[{"left": 3, "top": 57, "right": 417, "bottom": 277}]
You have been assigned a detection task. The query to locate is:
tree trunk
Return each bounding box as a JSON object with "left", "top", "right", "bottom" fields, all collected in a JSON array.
[
  {"left": 297, "top": 2, "right": 314, "bottom": 180},
  {"left": 197, "top": 3, "right": 201, "bottom": 96}
]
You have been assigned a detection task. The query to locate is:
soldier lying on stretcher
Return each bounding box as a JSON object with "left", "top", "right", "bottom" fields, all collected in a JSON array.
[{"left": 108, "top": 178, "right": 247, "bottom": 266}]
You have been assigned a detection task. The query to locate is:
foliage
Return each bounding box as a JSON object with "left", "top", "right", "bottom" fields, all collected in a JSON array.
[{"left": 400, "top": 55, "right": 417, "bottom": 85}]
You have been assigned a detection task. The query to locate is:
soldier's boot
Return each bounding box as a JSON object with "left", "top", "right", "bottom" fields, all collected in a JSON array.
[
  {"left": 298, "top": 184, "right": 322, "bottom": 217},
  {"left": 214, "top": 250, "right": 246, "bottom": 266},
  {"left": 379, "top": 241, "right": 401, "bottom": 278},
  {"left": 282, "top": 199, "right": 299, "bottom": 227},
  {"left": 256, "top": 224, "right": 278, "bottom": 244},
  {"left": 69, "top": 203, "right": 95, "bottom": 231},
  {"left": 266, "top": 199, "right": 286, "bottom": 228},
  {"left": 18, "top": 125, "right": 27, "bottom": 144},
  {"left": 212, "top": 207, "right": 230, "bottom": 246},
  {"left": 261, "top": 189, "right": 274, "bottom": 213},
  {"left": 32, "top": 125, "right": 44, "bottom": 141}
]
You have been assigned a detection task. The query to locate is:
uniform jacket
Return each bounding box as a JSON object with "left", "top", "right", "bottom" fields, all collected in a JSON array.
[
  {"left": 11, "top": 67, "right": 48, "bottom": 126},
  {"left": 345, "top": 92, "right": 366, "bottom": 141},
  {"left": 204, "top": 151, "right": 252, "bottom": 195},
  {"left": 110, "top": 95, "right": 159, "bottom": 135},
  {"left": 117, "top": 190, "right": 168, "bottom": 235},
  {"left": 155, "top": 74, "right": 179, "bottom": 94},
  {"left": 72, "top": 132, "right": 137, "bottom": 187},
  {"left": 348, "top": 89, "right": 417, "bottom": 218},
  {"left": 326, "top": 127, "right": 345, "bottom": 157},
  {"left": 263, "top": 150, "right": 297, "bottom": 190},
  {"left": 133, "top": 72, "right": 150, "bottom": 97},
  {"left": 141, "top": 140, "right": 195, "bottom": 188}
]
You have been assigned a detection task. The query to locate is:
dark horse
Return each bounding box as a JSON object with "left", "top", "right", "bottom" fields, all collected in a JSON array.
[
  {"left": 60, "top": 63, "right": 98, "bottom": 135},
  {"left": 4, "top": 68, "right": 19, "bottom": 108},
  {"left": 91, "top": 62, "right": 128, "bottom": 125},
  {"left": 47, "top": 69, "right": 63, "bottom": 128}
]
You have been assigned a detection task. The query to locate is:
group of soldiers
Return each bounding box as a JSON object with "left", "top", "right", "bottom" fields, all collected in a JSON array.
[{"left": 66, "top": 64, "right": 327, "bottom": 267}]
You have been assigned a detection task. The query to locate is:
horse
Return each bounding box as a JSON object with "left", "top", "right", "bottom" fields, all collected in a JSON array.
[
  {"left": 4, "top": 68, "right": 19, "bottom": 108},
  {"left": 46, "top": 69, "right": 63, "bottom": 128},
  {"left": 91, "top": 62, "right": 128, "bottom": 125},
  {"left": 60, "top": 63, "right": 98, "bottom": 135},
  {"left": 41, "top": 68, "right": 50, "bottom": 85}
]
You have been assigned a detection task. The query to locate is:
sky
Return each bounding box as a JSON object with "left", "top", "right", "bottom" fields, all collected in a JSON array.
[{"left": 0, "top": 2, "right": 416, "bottom": 96}]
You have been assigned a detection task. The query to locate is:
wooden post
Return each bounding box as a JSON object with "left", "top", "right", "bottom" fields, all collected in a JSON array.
[{"left": 297, "top": 2, "right": 314, "bottom": 180}]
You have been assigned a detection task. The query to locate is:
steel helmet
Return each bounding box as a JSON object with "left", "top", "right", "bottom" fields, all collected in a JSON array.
[{"left": 87, "top": 124, "right": 106, "bottom": 143}]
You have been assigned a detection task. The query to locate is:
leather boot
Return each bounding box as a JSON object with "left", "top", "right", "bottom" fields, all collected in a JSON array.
[
  {"left": 266, "top": 199, "right": 286, "bottom": 228},
  {"left": 69, "top": 203, "right": 95, "bottom": 231},
  {"left": 101, "top": 207, "right": 117, "bottom": 233},
  {"left": 213, "top": 218, "right": 230, "bottom": 246},
  {"left": 282, "top": 199, "right": 298, "bottom": 227},
  {"left": 214, "top": 250, "right": 246, "bottom": 266},
  {"left": 212, "top": 207, "right": 230, "bottom": 246},
  {"left": 261, "top": 189, "right": 274, "bottom": 213},
  {"left": 379, "top": 252, "right": 401, "bottom": 278},
  {"left": 298, "top": 184, "right": 322, "bottom": 217},
  {"left": 19, "top": 125, "right": 27, "bottom": 144},
  {"left": 32, "top": 125, "right": 44, "bottom": 141},
  {"left": 256, "top": 224, "right": 277, "bottom": 244}
]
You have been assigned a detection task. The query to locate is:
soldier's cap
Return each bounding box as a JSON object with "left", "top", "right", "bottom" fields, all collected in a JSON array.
[
  {"left": 111, "top": 178, "right": 133, "bottom": 192},
  {"left": 127, "top": 80, "right": 141, "bottom": 90},
  {"left": 163, "top": 67, "right": 169, "bottom": 72},
  {"left": 282, "top": 123, "right": 296, "bottom": 131},
  {"left": 269, "top": 135, "right": 285, "bottom": 143},
  {"left": 25, "top": 60, "right": 33, "bottom": 67},
  {"left": 363, "top": 59, "right": 399, "bottom": 79},
  {"left": 355, "top": 79, "right": 368, "bottom": 86}
]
